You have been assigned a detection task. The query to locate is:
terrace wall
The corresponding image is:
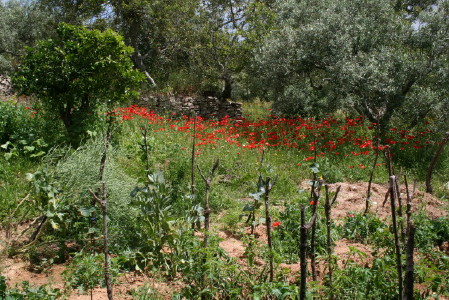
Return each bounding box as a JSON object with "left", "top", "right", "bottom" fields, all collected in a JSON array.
[{"left": 137, "top": 94, "right": 242, "bottom": 119}]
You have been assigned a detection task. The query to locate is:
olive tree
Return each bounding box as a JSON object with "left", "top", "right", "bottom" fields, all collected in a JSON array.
[
  {"left": 0, "top": 0, "right": 54, "bottom": 74},
  {"left": 13, "top": 23, "right": 144, "bottom": 144},
  {"left": 255, "top": 0, "right": 449, "bottom": 132}
]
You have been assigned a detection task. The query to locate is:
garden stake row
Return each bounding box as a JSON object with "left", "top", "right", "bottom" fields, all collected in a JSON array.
[{"left": 324, "top": 184, "right": 340, "bottom": 300}]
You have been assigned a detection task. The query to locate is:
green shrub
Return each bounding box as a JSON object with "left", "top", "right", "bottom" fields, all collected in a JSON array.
[
  {"left": 63, "top": 251, "right": 119, "bottom": 294},
  {"left": 42, "top": 136, "right": 140, "bottom": 249},
  {"left": 414, "top": 213, "right": 449, "bottom": 250},
  {"left": 0, "top": 102, "right": 41, "bottom": 145},
  {"left": 340, "top": 212, "right": 392, "bottom": 247}
]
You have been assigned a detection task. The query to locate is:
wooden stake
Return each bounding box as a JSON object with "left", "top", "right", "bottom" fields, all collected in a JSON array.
[
  {"left": 390, "top": 175, "right": 403, "bottom": 300},
  {"left": 324, "top": 184, "right": 340, "bottom": 300},
  {"left": 197, "top": 159, "right": 219, "bottom": 248},
  {"left": 264, "top": 177, "right": 275, "bottom": 282}
]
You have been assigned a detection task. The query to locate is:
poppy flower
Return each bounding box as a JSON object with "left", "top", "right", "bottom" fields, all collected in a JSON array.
[{"left": 272, "top": 221, "right": 282, "bottom": 228}]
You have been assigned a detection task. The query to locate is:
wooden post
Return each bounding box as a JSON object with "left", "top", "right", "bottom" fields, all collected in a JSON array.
[
  {"left": 310, "top": 177, "right": 322, "bottom": 281},
  {"left": 89, "top": 122, "right": 114, "bottom": 300},
  {"left": 403, "top": 225, "right": 416, "bottom": 300},
  {"left": 264, "top": 177, "right": 275, "bottom": 282},
  {"left": 299, "top": 205, "right": 317, "bottom": 300},
  {"left": 324, "top": 184, "right": 340, "bottom": 300},
  {"left": 197, "top": 159, "right": 219, "bottom": 248},
  {"left": 390, "top": 175, "right": 403, "bottom": 300}
]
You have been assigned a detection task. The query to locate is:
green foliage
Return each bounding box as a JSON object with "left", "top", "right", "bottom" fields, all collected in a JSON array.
[
  {"left": 130, "top": 284, "right": 162, "bottom": 300},
  {"left": 13, "top": 23, "right": 144, "bottom": 144},
  {"left": 0, "top": 0, "right": 54, "bottom": 74},
  {"left": 333, "top": 254, "right": 398, "bottom": 299},
  {"left": 251, "top": 281, "right": 300, "bottom": 299},
  {"left": 63, "top": 251, "right": 119, "bottom": 294},
  {"left": 414, "top": 213, "right": 449, "bottom": 250},
  {"left": 131, "top": 172, "right": 180, "bottom": 268},
  {"left": 256, "top": 0, "right": 449, "bottom": 131},
  {"left": 0, "top": 275, "right": 61, "bottom": 300},
  {"left": 340, "top": 212, "right": 392, "bottom": 247},
  {"left": 174, "top": 235, "right": 245, "bottom": 299},
  {"left": 44, "top": 136, "right": 140, "bottom": 248},
  {"left": 273, "top": 195, "right": 339, "bottom": 262},
  {"left": 26, "top": 168, "right": 64, "bottom": 231},
  {"left": 415, "top": 250, "right": 449, "bottom": 297},
  {"left": 0, "top": 102, "right": 43, "bottom": 145}
]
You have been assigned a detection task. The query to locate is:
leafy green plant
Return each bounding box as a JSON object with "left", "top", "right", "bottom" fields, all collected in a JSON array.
[
  {"left": 174, "top": 235, "right": 245, "bottom": 299},
  {"left": 0, "top": 275, "right": 62, "bottom": 300},
  {"left": 414, "top": 213, "right": 449, "bottom": 250},
  {"left": 332, "top": 254, "right": 399, "bottom": 299},
  {"left": 251, "top": 281, "right": 300, "bottom": 299},
  {"left": 131, "top": 171, "right": 180, "bottom": 273},
  {"left": 63, "top": 251, "right": 118, "bottom": 295},
  {"left": 340, "top": 212, "right": 392, "bottom": 247}
]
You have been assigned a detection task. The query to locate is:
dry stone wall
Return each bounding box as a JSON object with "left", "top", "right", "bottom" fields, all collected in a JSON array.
[
  {"left": 138, "top": 94, "right": 242, "bottom": 119},
  {"left": 0, "top": 75, "right": 14, "bottom": 98}
]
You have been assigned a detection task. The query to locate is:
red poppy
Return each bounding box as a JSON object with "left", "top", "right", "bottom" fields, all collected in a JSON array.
[{"left": 272, "top": 221, "right": 282, "bottom": 228}]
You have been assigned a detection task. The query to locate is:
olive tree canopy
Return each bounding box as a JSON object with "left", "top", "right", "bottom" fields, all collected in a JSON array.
[{"left": 255, "top": 0, "right": 449, "bottom": 131}]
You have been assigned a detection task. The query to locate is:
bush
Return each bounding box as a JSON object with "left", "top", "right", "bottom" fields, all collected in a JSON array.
[
  {"left": 63, "top": 251, "right": 119, "bottom": 294},
  {"left": 340, "top": 212, "right": 392, "bottom": 247},
  {"left": 0, "top": 102, "right": 41, "bottom": 145},
  {"left": 13, "top": 23, "right": 144, "bottom": 145}
]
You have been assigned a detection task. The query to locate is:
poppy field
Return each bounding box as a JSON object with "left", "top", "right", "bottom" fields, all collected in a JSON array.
[{"left": 1, "top": 101, "right": 449, "bottom": 299}]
